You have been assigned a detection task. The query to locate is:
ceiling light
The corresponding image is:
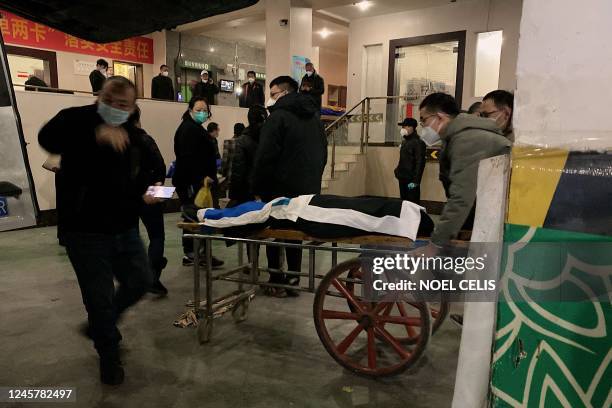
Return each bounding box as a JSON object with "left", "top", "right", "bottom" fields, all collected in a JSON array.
[
  {"left": 355, "top": 1, "right": 372, "bottom": 11},
  {"left": 318, "top": 28, "right": 331, "bottom": 39},
  {"left": 210, "top": 47, "right": 215, "bottom": 52}
]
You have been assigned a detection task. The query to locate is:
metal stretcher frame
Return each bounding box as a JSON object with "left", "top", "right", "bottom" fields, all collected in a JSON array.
[
  {"left": 179, "top": 225, "right": 416, "bottom": 337},
  {"left": 178, "top": 223, "right": 452, "bottom": 377}
]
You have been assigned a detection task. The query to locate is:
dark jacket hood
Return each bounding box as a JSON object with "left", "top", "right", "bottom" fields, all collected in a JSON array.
[{"left": 269, "top": 92, "right": 318, "bottom": 118}]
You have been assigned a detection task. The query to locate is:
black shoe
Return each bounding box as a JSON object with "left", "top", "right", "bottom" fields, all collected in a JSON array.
[
  {"left": 148, "top": 280, "right": 168, "bottom": 296},
  {"left": 450, "top": 314, "right": 463, "bottom": 327},
  {"left": 100, "top": 356, "right": 124, "bottom": 385},
  {"left": 211, "top": 256, "right": 224, "bottom": 268}
]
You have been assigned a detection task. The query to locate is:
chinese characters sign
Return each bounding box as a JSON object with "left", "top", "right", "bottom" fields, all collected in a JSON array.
[{"left": 0, "top": 10, "right": 154, "bottom": 64}]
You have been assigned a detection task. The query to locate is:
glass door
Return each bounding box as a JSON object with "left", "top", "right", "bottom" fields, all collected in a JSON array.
[{"left": 386, "top": 32, "right": 465, "bottom": 144}]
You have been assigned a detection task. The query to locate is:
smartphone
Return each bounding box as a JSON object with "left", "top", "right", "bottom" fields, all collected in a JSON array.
[{"left": 146, "top": 186, "right": 176, "bottom": 199}]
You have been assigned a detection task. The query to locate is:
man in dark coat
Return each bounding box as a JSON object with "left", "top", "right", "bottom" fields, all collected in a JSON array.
[
  {"left": 299, "top": 62, "right": 324, "bottom": 108},
  {"left": 38, "top": 77, "right": 158, "bottom": 385},
  {"left": 89, "top": 59, "right": 108, "bottom": 94},
  {"left": 252, "top": 76, "right": 327, "bottom": 296},
  {"left": 394, "top": 118, "right": 426, "bottom": 204},
  {"left": 239, "top": 70, "right": 265, "bottom": 108},
  {"left": 192, "top": 70, "right": 219, "bottom": 105},
  {"left": 151, "top": 64, "right": 174, "bottom": 101}
]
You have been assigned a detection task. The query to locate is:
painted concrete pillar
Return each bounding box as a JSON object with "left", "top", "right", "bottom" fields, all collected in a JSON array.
[
  {"left": 265, "top": 0, "right": 312, "bottom": 84},
  {"left": 489, "top": 1, "right": 612, "bottom": 406}
]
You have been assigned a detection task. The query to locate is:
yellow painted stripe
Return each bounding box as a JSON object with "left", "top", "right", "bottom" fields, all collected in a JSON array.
[{"left": 507, "top": 146, "right": 569, "bottom": 227}]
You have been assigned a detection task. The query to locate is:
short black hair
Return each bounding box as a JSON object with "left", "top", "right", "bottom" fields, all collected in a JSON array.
[
  {"left": 483, "top": 90, "right": 514, "bottom": 110},
  {"left": 247, "top": 104, "right": 268, "bottom": 127},
  {"left": 269, "top": 75, "right": 298, "bottom": 93},
  {"left": 247, "top": 70, "right": 256, "bottom": 76},
  {"left": 96, "top": 59, "right": 109, "bottom": 69},
  {"left": 305, "top": 62, "right": 314, "bottom": 67},
  {"left": 160, "top": 64, "right": 168, "bottom": 70},
  {"left": 103, "top": 76, "right": 136, "bottom": 97},
  {"left": 419, "top": 92, "right": 460, "bottom": 116},
  {"left": 468, "top": 101, "right": 482, "bottom": 114},
  {"left": 234, "top": 122, "right": 246, "bottom": 135},
  {"left": 207, "top": 122, "right": 219, "bottom": 133}
]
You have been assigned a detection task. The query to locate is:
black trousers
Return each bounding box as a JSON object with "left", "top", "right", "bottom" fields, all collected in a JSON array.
[
  {"left": 398, "top": 179, "right": 421, "bottom": 204},
  {"left": 266, "top": 242, "right": 302, "bottom": 285},
  {"left": 65, "top": 228, "right": 152, "bottom": 357},
  {"left": 140, "top": 203, "right": 166, "bottom": 281}
]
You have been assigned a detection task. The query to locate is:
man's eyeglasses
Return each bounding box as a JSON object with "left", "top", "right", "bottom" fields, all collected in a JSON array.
[{"left": 419, "top": 114, "right": 436, "bottom": 127}]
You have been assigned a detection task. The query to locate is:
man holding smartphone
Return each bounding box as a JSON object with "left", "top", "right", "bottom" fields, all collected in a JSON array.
[{"left": 38, "top": 76, "right": 160, "bottom": 386}]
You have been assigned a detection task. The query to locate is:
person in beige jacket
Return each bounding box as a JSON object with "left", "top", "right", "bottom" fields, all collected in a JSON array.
[{"left": 418, "top": 92, "right": 511, "bottom": 247}]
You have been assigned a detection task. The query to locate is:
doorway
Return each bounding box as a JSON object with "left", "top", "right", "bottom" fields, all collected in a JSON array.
[
  {"left": 4, "top": 45, "right": 58, "bottom": 89},
  {"left": 386, "top": 31, "right": 466, "bottom": 143},
  {"left": 113, "top": 60, "right": 144, "bottom": 97}
]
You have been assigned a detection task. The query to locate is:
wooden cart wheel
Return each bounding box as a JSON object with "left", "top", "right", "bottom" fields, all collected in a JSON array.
[
  {"left": 345, "top": 267, "right": 449, "bottom": 342},
  {"left": 232, "top": 299, "right": 250, "bottom": 323},
  {"left": 197, "top": 317, "right": 213, "bottom": 344},
  {"left": 314, "top": 258, "right": 431, "bottom": 377}
]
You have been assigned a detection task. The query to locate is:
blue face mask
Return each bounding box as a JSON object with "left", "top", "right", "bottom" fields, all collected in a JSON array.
[
  {"left": 192, "top": 110, "right": 208, "bottom": 124},
  {"left": 97, "top": 101, "right": 130, "bottom": 126}
]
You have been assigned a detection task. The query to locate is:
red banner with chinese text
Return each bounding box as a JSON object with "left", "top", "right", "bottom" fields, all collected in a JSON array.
[{"left": 0, "top": 10, "right": 154, "bottom": 64}]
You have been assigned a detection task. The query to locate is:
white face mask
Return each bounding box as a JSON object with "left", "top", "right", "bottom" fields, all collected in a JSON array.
[
  {"left": 306, "top": 70, "right": 313, "bottom": 76},
  {"left": 248, "top": 77, "right": 255, "bottom": 84},
  {"left": 99, "top": 67, "right": 107, "bottom": 76},
  {"left": 400, "top": 128, "right": 409, "bottom": 137},
  {"left": 265, "top": 97, "right": 277, "bottom": 108},
  {"left": 420, "top": 118, "right": 442, "bottom": 146},
  {"left": 265, "top": 90, "right": 286, "bottom": 108},
  {"left": 161, "top": 71, "right": 169, "bottom": 77}
]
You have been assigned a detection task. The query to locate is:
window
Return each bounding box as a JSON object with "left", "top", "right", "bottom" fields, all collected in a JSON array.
[{"left": 474, "top": 31, "right": 503, "bottom": 97}]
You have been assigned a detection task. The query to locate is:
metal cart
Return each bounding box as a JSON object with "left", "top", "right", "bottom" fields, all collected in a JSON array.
[{"left": 179, "top": 224, "right": 449, "bottom": 377}]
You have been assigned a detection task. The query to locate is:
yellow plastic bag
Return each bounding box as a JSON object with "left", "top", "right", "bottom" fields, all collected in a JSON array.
[{"left": 194, "top": 179, "right": 213, "bottom": 208}]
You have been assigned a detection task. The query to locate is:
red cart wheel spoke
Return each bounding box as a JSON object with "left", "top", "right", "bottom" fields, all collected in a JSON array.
[
  {"left": 374, "top": 326, "right": 411, "bottom": 359},
  {"left": 396, "top": 302, "right": 417, "bottom": 338},
  {"left": 331, "top": 278, "right": 365, "bottom": 314},
  {"left": 336, "top": 323, "right": 364, "bottom": 354},
  {"left": 367, "top": 327, "right": 377, "bottom": 369},
  {"left": 321, "top": 310, "right": 360, "bottom": 320},
  {"left": 377, "top": 315, "right": 422, "bottom": 326}
]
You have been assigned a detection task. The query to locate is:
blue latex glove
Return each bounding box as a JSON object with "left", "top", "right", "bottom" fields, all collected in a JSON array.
[{"left": 407, "top": 182, "right": 418, "bottom": 190}]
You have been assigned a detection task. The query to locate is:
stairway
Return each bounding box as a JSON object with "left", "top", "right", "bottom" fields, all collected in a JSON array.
[{"left": 321, "top": 146, "right": 366, "bottom": 196}]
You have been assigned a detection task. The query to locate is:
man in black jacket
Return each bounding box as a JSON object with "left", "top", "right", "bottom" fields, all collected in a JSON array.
[
  {"left": 151, "top": 64, "right": 174, "bottom": 101},
  {"left": 239, "top": 70, "right": 265, "bottom": 108},
  {"left": 89, "top": 59, "right": 108, "bottom": 94},
  {"left": 129, "top": 107, "right": 169, "bottom": 296},
  {"left": 394, "top": 118, "right": 426, "bottom": 204},
  {"left": 192, "top": 70, "right": 219, "bottom": 105},
  {"left": 38, "top": 77, "right": 157, "bottom": 386},
  {"left": 253, "top": 76, "right": 327, "bottom": 296},
  {"left": 299, "top": 62, "right": 324, "bottom": 109}
]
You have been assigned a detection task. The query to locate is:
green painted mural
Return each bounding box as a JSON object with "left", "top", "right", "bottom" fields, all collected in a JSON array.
[{"left": 491, "top": 149, "right": 612, "bottom": 408}]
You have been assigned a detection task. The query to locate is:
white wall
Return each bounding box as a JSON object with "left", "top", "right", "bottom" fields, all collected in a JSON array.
[
  {"left": 346, "top": 0, "right": 523, "bottom": 109},
  {"left": 16, "top": 90, "right": 247, "bottom": 211},
  {"left": 514, "top": 0, "right": 612, "bottom": 149},
  {"left": 365, "top": 147, "right": 447, "bottom": 202}
]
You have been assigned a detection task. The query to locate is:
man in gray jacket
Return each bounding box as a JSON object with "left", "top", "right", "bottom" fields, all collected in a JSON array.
[{"left": 418, "top": 93, "right": 511, "bottom": 246}]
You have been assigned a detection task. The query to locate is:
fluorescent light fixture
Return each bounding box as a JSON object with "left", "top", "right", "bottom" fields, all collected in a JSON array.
[
  {"left": 355, "top": 1, "right": 372, "bottom": 11},
  {"left": 318, "top": 28, "right": 332, "bottom": 38}
]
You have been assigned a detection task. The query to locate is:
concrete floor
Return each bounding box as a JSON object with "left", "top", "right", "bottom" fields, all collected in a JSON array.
[{"left": 0, "top": 213, "right": 461, "bottom": 408}]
